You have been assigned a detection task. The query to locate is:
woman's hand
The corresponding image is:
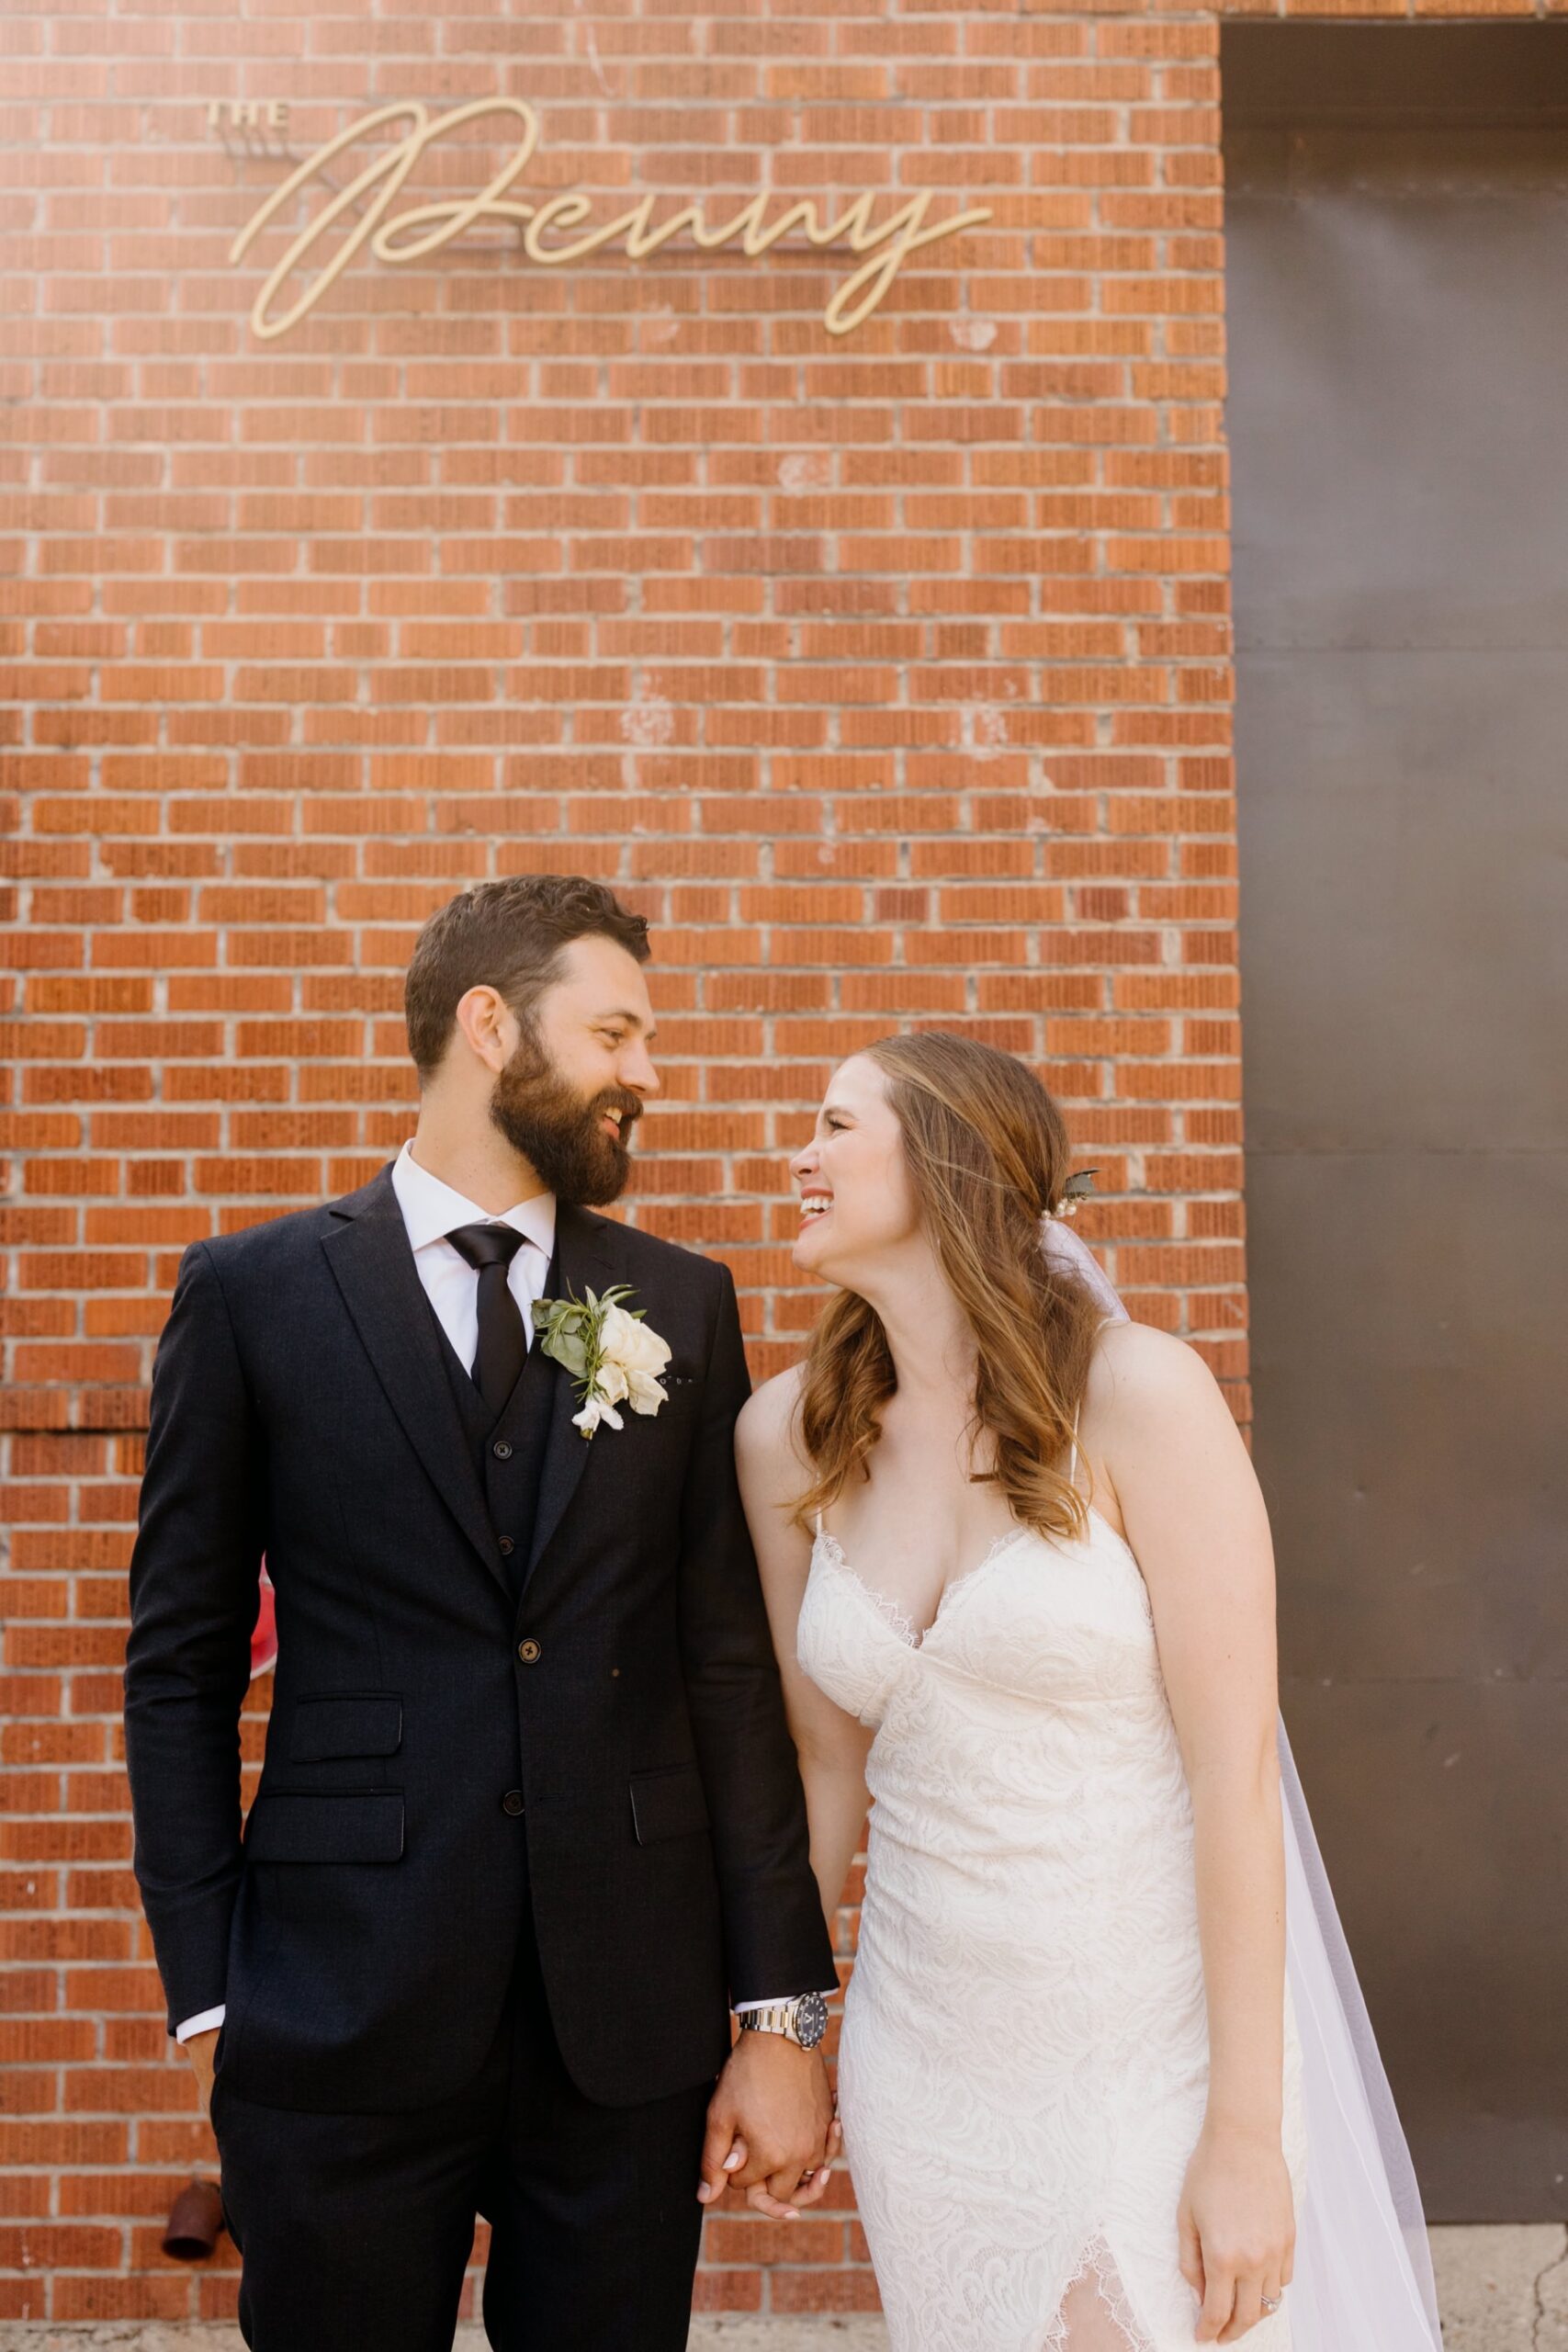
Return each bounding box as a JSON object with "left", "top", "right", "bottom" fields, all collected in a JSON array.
[{"left": 1178, "top": 2120, "right": 1295, "bottom": 2343}]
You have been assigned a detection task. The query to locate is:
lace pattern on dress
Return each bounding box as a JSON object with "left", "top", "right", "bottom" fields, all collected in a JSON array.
[
  {"left": 814, "top": 1529, "right": 922, "bottom": 1647},
  {"left": 795, "top": 1492, "right": 1299, "bottom": 2351},
  {"left": 1043, "top": 2237, "right": 1155, "bottom": 2352},
  {"left": 813, "top": 1523, "right": 1030, "bottom": 1654}
]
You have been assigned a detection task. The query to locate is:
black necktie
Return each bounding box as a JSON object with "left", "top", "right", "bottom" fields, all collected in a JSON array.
[{"left": 445, "top": 1224, "right": 528, "bottom": 1417}]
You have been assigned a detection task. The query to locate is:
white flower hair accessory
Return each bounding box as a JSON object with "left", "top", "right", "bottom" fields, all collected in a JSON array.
[
  {"left": 531, "top": 1283, "right": 672, "bottom": 1440},
  {"left": 1048, "top": 1168, "right": 1099, "bottom": 1221}
]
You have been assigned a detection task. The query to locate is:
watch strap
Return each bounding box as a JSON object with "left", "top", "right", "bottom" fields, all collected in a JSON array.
[{"left": 739, "top": 2000, "right": 804, "bottom": 2041}]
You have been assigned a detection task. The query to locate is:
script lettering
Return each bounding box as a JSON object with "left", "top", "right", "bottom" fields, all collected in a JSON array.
[{"left": 227, "top": 98, "right": 991, "bottom": 342}]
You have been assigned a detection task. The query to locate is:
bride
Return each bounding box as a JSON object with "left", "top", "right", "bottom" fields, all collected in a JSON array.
[{"left": 736, "top": 1033, "right": 1442, "bottom": 2352}]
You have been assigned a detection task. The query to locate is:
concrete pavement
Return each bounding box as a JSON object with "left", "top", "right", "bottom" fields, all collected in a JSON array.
[{"left": 1, "top": 2227, "right": 1565, "bottom": 2349}]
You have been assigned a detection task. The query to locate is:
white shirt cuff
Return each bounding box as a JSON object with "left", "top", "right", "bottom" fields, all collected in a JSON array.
[
  {"left": 175, "top": 2005, "right": 226, "bottom": 2042},
  {"left": 733, "top": 1992, "right": 834, "bottom": 2014}
]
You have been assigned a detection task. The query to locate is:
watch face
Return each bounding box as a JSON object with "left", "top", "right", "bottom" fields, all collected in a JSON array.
[{"left": 795, "top": 1991, "right": 829, "bottom": 2050}]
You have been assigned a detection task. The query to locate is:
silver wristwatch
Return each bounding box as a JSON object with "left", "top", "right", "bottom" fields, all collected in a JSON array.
[{"left": 737, "top": 1991, "right": 829, "bottom": 2052}]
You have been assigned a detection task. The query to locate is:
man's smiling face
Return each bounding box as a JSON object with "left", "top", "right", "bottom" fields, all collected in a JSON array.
[{"left": 489, "top": 933, "right": 660, "bottom": 1207}]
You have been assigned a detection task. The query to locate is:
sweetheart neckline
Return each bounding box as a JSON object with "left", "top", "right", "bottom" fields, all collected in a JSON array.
[{"left": 811, "top": 1507, "right": 1143, "bottom": 1656}]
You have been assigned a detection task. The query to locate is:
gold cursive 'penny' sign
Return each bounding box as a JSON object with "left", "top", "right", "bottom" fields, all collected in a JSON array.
[{"left": 226, "top": 97, "right": 993, "bottom": 343}]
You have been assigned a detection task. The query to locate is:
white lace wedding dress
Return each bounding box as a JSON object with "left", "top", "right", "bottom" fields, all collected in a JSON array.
[{"left": 796, "top": 1423, "right": 1308, "bottom": 2352}]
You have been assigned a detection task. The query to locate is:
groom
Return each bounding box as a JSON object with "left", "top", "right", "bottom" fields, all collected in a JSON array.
[{"left": 124, "top": 876, "right": 839, "bottom": 2350}]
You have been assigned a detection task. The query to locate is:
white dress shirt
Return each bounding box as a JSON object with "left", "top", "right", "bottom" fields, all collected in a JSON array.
[
  {"left": 389, "top": 1140, "right": 558, "bottom": 1366},
  {"left": 175, "top": 1146, "right": 799, "bottom": 2041}
]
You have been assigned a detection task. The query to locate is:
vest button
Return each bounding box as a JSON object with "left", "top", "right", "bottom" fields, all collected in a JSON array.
[
  {"left": 517, "top": 1638, "right": 541, "bottom": 1665},
  {"left": 497, "top": 1536, "right": 514, "bottom": 1556},
  {"left": 492, "top": 1440, "right": 513, "bottom": 1461},
  {"left": 501, "top": 1790, "right": 525, "bottom": 1817}
]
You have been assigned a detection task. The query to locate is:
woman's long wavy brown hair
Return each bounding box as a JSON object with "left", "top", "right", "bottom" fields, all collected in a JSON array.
[{"left": 794, "top": 1033, "right": 1108, "bottom": 1541}]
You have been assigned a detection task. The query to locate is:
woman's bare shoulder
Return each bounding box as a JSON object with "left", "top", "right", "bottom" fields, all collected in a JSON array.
[
  {"left": 736, "top": 1363, "right": 819, "bottom": 1554},
  {"left": 1086, "top": 1316, "right": 1227, "bottom": 1427},
  {"left": 735, "top": 1361, "right": 810, "bottom": 1485}
]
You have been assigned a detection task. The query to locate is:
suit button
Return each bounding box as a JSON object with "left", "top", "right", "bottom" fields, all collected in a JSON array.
[
  {"left": 497, "top": 1536, "right": 514, "bottom": 1556},
  {"left": 517, "top": 1638, "right": 541, "bottom": 1665},
  {"left": 492, "top": 1440, "right": 513, "bottom": 1461},
  {"left": 502, "top": 1790, "right": 525, "bottom": 1817}
]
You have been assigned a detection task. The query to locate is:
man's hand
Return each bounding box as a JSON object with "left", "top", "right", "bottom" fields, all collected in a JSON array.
[
  {"left": 181, "top": 2026, "right": 220, "bottom": 2112},
  {"left": 697, "top": 2031, "right": 835, "bottom": 2222}
]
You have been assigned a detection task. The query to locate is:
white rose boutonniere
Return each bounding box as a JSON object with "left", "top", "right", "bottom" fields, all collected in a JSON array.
[{"left": 531, "top": 1283, "right": 673, "bottom": 1440}]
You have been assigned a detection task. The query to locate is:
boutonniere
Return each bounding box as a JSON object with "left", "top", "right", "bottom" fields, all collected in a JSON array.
[{"left": 531, "top": 1283, "right": 673, "bottom": 1440}]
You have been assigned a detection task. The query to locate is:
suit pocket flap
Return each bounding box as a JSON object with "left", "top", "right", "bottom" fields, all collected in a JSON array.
[
  {"left": 290, "top": 1694, "right": 402, "bottom": 1763},
  {"left": 629, "top": 1765, "right": 710, "bottom": 1845},
  {"left": 244, "top": 1792, "right": 405, "bottom": 1864}
]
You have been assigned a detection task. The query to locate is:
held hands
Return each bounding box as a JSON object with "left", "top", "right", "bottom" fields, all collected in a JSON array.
[
  {"left": 1178, "top": 2120, "right": 1295, "bottom": 2344},
  {"left": 697, "top": 2031, "right": 840, "bottom": 2222}
]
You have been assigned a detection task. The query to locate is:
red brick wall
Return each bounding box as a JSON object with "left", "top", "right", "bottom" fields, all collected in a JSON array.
[{"left": 0, "top": 0, "right": 1268, "bottom": 2321}]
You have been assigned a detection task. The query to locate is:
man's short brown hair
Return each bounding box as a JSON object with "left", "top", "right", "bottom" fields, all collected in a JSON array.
[{"left": 403, "top": 876, "right": 650, "bottom": 1078}]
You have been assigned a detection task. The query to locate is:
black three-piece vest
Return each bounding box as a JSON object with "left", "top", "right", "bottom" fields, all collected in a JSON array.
[{"left": 426, "top": 1241, "right": 562, "bottom": 1602}]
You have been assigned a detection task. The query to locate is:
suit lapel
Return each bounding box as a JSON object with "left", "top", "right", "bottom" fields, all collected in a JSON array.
[
  {"left": 525, "top": 1203, "right": 619, "bottom": 1586},
  {"left": 321, "top": 1166, "right": 507, "bottom": 1597}
]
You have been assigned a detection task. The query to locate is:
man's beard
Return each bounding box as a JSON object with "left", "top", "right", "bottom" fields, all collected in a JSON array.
[{"left": 489, "top": 1024, "right": 642, "bottom": 1208}]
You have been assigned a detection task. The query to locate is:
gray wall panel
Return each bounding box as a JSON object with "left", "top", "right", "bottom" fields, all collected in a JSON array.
[{"left": 1224, "top": 22, "right": 1568, "bottom": 2218}]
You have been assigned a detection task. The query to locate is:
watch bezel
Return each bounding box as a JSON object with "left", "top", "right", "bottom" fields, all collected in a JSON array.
[{"left": 794, "top": 1990, "right": 829, "bottom": 2050}]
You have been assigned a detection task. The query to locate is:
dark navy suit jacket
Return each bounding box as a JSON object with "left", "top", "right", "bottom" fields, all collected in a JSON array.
[{"left": 124, "top": 1166, "right": 834, "bottom": 2113}]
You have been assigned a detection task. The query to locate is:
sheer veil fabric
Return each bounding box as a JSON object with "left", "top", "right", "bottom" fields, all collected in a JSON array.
[{"left": 1041, "top": 1216, "right": 1443, "bottom": 2349}]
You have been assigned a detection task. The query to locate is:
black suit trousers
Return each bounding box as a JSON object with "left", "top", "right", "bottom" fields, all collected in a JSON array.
[{"left": 212, "top": 1877, "right": 712, "bottom": 2352}]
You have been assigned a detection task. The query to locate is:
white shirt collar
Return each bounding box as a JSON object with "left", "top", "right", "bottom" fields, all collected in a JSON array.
[{"left": 390, "top": 1140, "right": 557, "bottom": 1264}]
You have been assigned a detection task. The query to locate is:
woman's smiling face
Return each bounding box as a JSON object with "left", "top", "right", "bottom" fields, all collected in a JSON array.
[{"left": 790, "top": 1055, "right": 922, "bottom": 1286}]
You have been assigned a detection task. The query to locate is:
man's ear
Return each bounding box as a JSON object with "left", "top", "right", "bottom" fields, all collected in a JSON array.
[{"left": 451, "top": 985, "right": 517, "bottom": 1077}]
